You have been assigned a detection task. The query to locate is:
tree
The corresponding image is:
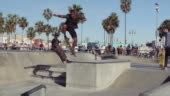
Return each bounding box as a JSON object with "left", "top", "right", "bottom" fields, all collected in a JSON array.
[
  {"left": 0, "top": 12, "right": 5, "bottom": 36},
  {"left": 68, "top": 4, "right": 83, "bottom": 12},
  {"left": 0, "top": 12, "right": 4, "bottom": 28},
  {"left": 52, "top": 26, "right": 58, "bottom": 34},
  {"left": 158, "top": 19, "right": 170, "bottom": 38},
  {"left": 43, "top": 24, "right": 52, "bottom": 50},
  {"left": 5, "top": 14, "right": 19, "bottom": 43},
  {"left": 18, "top": 17, "right": 28, "bottom": 43},
  {"left": 27, "top": 27, "right": 35, "bottom": 47},
  {"left": 35, "top": 21, "right": 44, "bottom": 39},
  {"left": 43, "top": 8, "right": 52, "bottom": 22},
  {"left": 102, "top": 12, "right": 119, "bottom": 45},
  {"left": 120, "top": 0, "right": 132, "bottom": 44}
]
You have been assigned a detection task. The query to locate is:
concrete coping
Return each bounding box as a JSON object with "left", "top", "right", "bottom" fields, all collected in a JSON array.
[{"left": 70, "top": 59, "right": 130, "bottom": 64}]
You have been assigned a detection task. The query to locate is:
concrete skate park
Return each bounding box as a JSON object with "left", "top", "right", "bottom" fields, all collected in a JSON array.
[{"left": 0, "top": 51, "right": 170, "bottom": 96}]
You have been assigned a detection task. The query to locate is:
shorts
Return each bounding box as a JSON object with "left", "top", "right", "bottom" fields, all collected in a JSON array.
[{"left": 67, "top": 27, "right": 77, "bottom": 38}]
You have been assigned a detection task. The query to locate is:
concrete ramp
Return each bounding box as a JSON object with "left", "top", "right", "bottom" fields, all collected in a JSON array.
[
  {"left": 109, "top": 68, "right": 170, "bottom": 96},
  {"left": 140, "top": 82, "right": 170, "bottom": 96},
  {"left": 0, "top": 51, "right": 62, "bottom": 84}
]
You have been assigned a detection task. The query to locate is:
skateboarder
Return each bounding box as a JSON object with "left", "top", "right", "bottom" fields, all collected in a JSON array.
[
  {"left": 53, "top": 10, "right": 79, "bottom": 55},
  {"left": 51, "top": 32, "right": 70, "bottom": 63}
]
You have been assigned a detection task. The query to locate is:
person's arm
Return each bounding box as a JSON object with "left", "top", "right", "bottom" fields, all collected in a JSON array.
[{"left": 53, "top": 14, "right": 67, "bottom": 18}]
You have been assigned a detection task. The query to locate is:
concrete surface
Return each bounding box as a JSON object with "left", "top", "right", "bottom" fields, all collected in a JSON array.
[
  {"left": 66, "top": 60, "right": 130, "bottom": 90},
  {"left": 140, "top": 82, "right": 170, "bottom": 96},
  {"left": 0, "top": 81, "right": 41, "bottom": 96},
  {"left": 0, "top": 51, "right": 62, "bottom": 85},
  {"left": 0, "top": 52, "right": 170, "bottom": 96}
]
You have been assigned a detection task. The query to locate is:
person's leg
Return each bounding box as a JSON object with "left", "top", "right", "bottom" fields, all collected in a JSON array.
[
  {"left": 72, "top": 37, "right": 77, "bottom": 50},
  {"left": 54, "top": 46, "right": 69, "bottom": 63},
  {"left": 68, "top": 28, "right": 77, "bottom": 55},
  {"left": 163, "top": 48, "right": 168, "bottom": 69}
]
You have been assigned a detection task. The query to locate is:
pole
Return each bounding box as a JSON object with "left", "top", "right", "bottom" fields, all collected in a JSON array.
[
  {"left": 125, "top": 13, "right": 127, "bottom": 45},
  {"left": 155, "top": 2, "right": 159, "bottom": 47},
  {"left": 155, "top": 10, "right": 158, "bottom": 46}
]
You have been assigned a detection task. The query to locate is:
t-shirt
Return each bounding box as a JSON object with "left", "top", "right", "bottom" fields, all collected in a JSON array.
[
  {"left": 165, "top": 32, "right": 170, "bottom": 48},
  {"left": 65, "top": 14, "right": 78, "bottom": 29},
  {"left": 51, "top": 38, "right": 60, "bottom": 49}
]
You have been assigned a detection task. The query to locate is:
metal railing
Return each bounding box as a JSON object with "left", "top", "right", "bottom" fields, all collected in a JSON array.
[{"left": 21, "top": 84, "right": 46, "bottom": 96}]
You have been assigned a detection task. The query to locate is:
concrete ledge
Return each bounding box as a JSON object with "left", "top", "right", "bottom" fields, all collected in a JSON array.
[
  {"left": 66, "top": 60, "right": 130, "bottom": 90},
  {"left": 100, "top": 54, "right": 117, "bottom": 60}
]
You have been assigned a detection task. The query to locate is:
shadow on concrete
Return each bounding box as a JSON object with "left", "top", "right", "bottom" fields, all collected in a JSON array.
[
  {"left": 162, "top": 76, "right": 170, "bottom": 84},
  {"left": 25, "top": 64, "right": 66, "bottom": 87},
  {"left": 54, "top": 72, "right": 66, "bottom": 87}
]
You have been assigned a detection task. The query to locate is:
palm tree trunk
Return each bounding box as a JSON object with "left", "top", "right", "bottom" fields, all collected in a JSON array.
[
  {"left": 30, "top": 39, "right": 32, "bottom": 50},
  {"left": 7, "top": 33, "right": 10, "bottom": 43},
  {"left": 104, "top": 30, "right": 106, "bottom": 46},
  {"left": 125, "top": 13, "right": 127, "bottom": 45},
  {"left": 108, "top": 33, "right": 110, "bottom": 45},
  {"left": 81, "top": 23, "right": 83, "bottom": 45},
  {"left": 22, "top": 29, "right": 24, "bottom": 43},
  {"left": 108, "top": 33, "right": 113, "bottom": 45},
  {"left": 47, "top": 35, "right": 49, "bottom": 50},
  {"left": 39, "top": 33, "right": 41, "bottom": 40},
  {"left": 110, "top": 33, "right": 113, "bottom": 46}
]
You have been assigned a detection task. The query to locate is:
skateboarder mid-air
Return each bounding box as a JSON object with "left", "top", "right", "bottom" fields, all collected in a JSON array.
[
  {"left": 51, "top": 32, "right": 70, "bottom": 63},
  {"left": 53, "top": 9, "right": 85, "bottom": 55}
]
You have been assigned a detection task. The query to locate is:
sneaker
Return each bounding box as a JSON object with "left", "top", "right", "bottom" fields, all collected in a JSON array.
[
  {"left": 66, "top": 60, "right": 72, "bottom": 63},
  {"left": 70, "top": 49, "right": 76, "bottom": 56},
  {"left": 63, "top": 60, "right": 72, "bottom": 64}
]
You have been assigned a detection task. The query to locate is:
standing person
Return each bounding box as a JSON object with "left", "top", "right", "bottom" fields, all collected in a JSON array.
[
  {"left": 51, "top": 32, "right": 70, "bottom": 64},
  {"left": 53, "top": 10, "right": 79, "bottom": 55},
  {"left": 164, "top": 31, "right": 170, "bottom": 70},
  {"left": 159, "top": 29, "right": 170, "bottom": 70}
]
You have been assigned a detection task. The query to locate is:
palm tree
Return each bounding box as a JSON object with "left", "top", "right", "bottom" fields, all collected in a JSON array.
[
  {"left": 68, "top": 4, "right": 83, "bottom": 12},
  {"left": 0, "top": 13, "right": 5, "bottom": 39},
  {"left": 18, "top": 17, "right": 28, "bottom": 43},
  {"left": 0, "top": 12, "right": 4, "bottom": 28},
  {"left": 102, "top": 19, "right": 107, "bottom": 45},
  {"left": 5, "top": 14, "right": 19, "bottom": 43},
  {"left": 43, "top": 8, "right": 52, "bottom": 22},
  {"left": 52, "top": 26, "right": 58, "bottom": 34},
  {"left": 102, "top": 12, "right": 119, "bottom": 45},
  {"left": 43, "top": 24, "right": 52, "bottom": 50},
  {"left": 27, "top": 27, "right": 35, "bottom": 48},
  {"left": 78, "top": 12, "right": 86, "bottom": 45},
  {"left": 158, "top": 19, "right": 170, "bottom": 38},
  {"left": 35, "top": 21, "right": 44, "bottom": 39},
  {"left": 120, "top": 0, "right": 132, "bottom": 45}
]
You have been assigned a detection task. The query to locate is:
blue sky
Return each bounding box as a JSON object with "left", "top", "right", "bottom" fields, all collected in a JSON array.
[{"left": 0, "top": 0, "right": 170, "bottom": 45}]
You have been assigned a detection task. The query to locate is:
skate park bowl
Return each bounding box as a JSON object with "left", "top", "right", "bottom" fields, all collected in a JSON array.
[{"left": 0, "top": 51, "right": 170, "bottom": 96}]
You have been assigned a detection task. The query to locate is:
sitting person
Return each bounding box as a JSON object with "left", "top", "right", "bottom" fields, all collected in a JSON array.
[
  {"left": 104, "top": 45, "right": 113, "bottom": 54},
  {"left": 51, "top": 32, "right": 70, "bottom": 63}
]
